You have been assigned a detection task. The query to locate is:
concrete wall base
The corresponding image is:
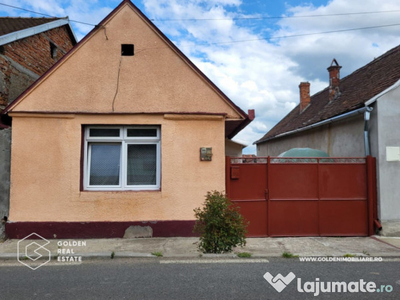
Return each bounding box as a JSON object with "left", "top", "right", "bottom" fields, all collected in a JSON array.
[{"left": 379, "top": 221, "right": 400, "bottom": 237}]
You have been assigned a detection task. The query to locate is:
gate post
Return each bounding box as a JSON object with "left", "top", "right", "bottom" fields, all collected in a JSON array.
[
  {"left": 225, "top": 156, "right": 231, "bottom": 198},
  {"left": 366, "top": 156, "right": 377, "bottom": 236},
  {"left": 267, "top": 156, "right": 270, "bottom": 236}
]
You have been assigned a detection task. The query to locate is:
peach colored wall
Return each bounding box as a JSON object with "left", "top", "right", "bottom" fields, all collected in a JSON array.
[
  {"left": 8, "top": 3, "right": 243, "bottom": 223},
  {"left": 9, "top": 114, "right": 225, "bottom": 222},
  {"left": 11, "top": 3, "right": 242, "bottom": 120}
]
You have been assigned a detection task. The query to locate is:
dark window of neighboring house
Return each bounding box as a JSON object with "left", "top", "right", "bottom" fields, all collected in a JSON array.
[
  {"left": 83, "top": 126, "right": 161, "bottom": 191},
  {"left": 50, "top": 42, "right": 57, "bottom": 59}
]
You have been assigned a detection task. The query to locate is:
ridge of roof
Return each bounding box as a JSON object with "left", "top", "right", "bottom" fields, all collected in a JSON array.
[{"left": 255, "top": 43, "right": 400, "bottom": 144}]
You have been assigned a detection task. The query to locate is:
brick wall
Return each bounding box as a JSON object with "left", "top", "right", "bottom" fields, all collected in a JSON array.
[
  {"left": 0, "top": 25, "right": 74, "bottom": 110},
  {"left": 0, "top": 57, "right": 35, "bottom": 108},
  {"left": 299, "top": 82, "right": 310, "bottom": 113}
]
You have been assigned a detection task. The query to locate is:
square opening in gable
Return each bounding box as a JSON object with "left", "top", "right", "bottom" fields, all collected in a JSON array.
[{"left": 121, "top": 44, "right": 134, "bottom": 56}]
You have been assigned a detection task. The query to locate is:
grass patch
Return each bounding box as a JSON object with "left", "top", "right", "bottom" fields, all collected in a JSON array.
[
  {"left": 152, "top": 251, "right": 163, "bottom": 257},
  {"left": 343, "top": 253, "right": 356, "bottom": 257},
  {"left": 111, "top": 251, "right": 115, "bottom": 259},
  {"left": 237, "top": 252, "right": 252, "bottom": 258},
  {"left": 282, "top": 251, "right": 299, "bottom": 258}
]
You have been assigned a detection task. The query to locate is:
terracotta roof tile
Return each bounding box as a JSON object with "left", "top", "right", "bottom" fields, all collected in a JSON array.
[
  {"left": 255, "top": 44, "right": 400, "bottom": 144},
  {"left": 0, "top": 17, "right": 60, "bottom": 36}
]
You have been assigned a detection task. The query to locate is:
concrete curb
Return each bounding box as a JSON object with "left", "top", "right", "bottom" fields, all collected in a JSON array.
[
  {"left": 76, "top": 252, "right": 112, "bottom": 259},
  {"left": 0, "top": 253, "right": 18, "bottom": 259},
  {"left": 161, "top": 254, "right": 201, "bottom": 258},
  {"left": 202, "top": 253, "right": 237, "bottom": 258},
  {"left": 114, "top": 252, "right": 155, "bottom": 258},
  {"left": 0, "top": 252, "right": 156, "bottom": 260},
  {"left": 1, "top": 252, "right": 400, "bottom": 261}
]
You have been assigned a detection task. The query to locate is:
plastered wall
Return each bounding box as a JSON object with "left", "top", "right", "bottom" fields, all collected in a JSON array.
[
  {"left": 9, "top": 114, "right": 225, "bottom": 222},
  {"left": 374, "top": 88, "right": 400, "bottom": 221}
]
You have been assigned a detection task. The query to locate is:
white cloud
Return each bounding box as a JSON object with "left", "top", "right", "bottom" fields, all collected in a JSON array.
[{"left": 275, "top": 0, "right": 400, "bottom": 80}]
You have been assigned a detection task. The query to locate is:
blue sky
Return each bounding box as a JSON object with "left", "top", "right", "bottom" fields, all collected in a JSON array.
[{"left": 2, "top": 0, "right": 400, "bottom": 154}]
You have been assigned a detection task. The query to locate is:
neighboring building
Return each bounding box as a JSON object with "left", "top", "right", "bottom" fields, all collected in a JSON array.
[
  {"left": 254, "top": 47, "right": 400, "bottom": 228},
  {"left": 225, "top": 139, "right": 248, "bottom": 157},
  {"left": 0, "top": 17, "right": 77, "bottom": 238},
  {"left": 0, "top": 17, "right": 77, "bottom": 110},
  {"left": 2, "top": 0, "right": 253, "bottom": 238}
]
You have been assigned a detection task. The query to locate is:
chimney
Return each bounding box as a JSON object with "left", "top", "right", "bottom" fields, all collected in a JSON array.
[
  {"left": 299, "top": 82, "right": 310, "bottom": 113},
  {"left": 327, "top": 59, "right": 342, "bottom": 101}
]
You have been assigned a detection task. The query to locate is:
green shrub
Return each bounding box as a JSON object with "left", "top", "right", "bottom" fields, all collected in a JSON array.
[
  {"left": 237, "top": 252, "right": 252, "bottom": 258},
  {"left": 282, "top": 251, "right": 298, "bottom": 258},
  {"left": 343, "top": 253, "right": 356, "bottom": 257},
  {"left": 152, "top": 251, "right": 163, "bottom": 257},
  {"left": 193, "top": 191, "right": 248, "bottom": 253}
]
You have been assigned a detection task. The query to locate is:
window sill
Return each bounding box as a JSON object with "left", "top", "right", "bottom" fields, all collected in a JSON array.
[{"left": 80, "top": 189, "right": 161, "bottom": 193}]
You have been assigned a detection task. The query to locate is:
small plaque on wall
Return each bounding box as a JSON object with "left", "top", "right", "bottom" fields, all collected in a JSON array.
[
  {"left": 386, "top": 146, "right": 400, "bottom": 161},
  {"left": 200, "top": 147, "right": 212, "bottom": 161}
]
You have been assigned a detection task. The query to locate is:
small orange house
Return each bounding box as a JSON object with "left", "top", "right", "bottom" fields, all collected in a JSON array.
[{"left": 3, "top": 0, "right": 253, "bottom": 238}]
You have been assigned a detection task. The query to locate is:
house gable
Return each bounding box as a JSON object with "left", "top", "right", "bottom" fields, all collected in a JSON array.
[{"left": 7, "top": 1, "right": 244, "bottom": 120}]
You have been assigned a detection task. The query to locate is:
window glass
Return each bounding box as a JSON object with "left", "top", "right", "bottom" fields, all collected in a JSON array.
[
  {"left": 89, "top": 143, "right": 121, "bottom": 185},
  {"left": 127, "top": 144, "right": 157, "bottom": 185},
  {"left": 127, "top": 128, "right": 157, "bottom": 137},
  {"left": 89, "top": 128, "right": 120, "bottom": 137},
  {"left": 85, "top": 126, "right": 160, "bottom": 190}
]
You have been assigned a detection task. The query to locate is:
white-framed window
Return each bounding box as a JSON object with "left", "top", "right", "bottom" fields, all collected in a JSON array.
[{"left": 83, "top": 126, "right": 161, "bottom": 191}]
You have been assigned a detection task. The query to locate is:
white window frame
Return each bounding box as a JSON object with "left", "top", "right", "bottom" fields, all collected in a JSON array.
[{"left": 83, "top": 126, "right": 161, "bottom": 191}]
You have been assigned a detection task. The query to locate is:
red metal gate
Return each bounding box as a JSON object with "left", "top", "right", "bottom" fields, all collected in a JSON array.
[{"left": 226, "top": 156, "right": 378, "bottom": 237}]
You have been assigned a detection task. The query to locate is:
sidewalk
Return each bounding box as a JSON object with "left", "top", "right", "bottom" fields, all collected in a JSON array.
[{"left": 1, "top": 236, "right": 399, "bottom": 260}]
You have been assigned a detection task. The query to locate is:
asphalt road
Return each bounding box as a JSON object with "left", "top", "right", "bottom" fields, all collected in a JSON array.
[{"left": 1, "top": 258, "right": 400, "bottom": 300}]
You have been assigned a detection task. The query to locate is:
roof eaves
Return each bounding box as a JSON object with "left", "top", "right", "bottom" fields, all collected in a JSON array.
[
  {"left": 254, "top": 106, "right": 368, "bottom": 144},
  {"left": 0, "top": 18, "right": 70, "bottom": 46},
  {"left": 226, "top": 139, "right": 248, "bottom": 148},
  {"left": 227, "top": 109, "right": 255, "bottom": 139}
]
